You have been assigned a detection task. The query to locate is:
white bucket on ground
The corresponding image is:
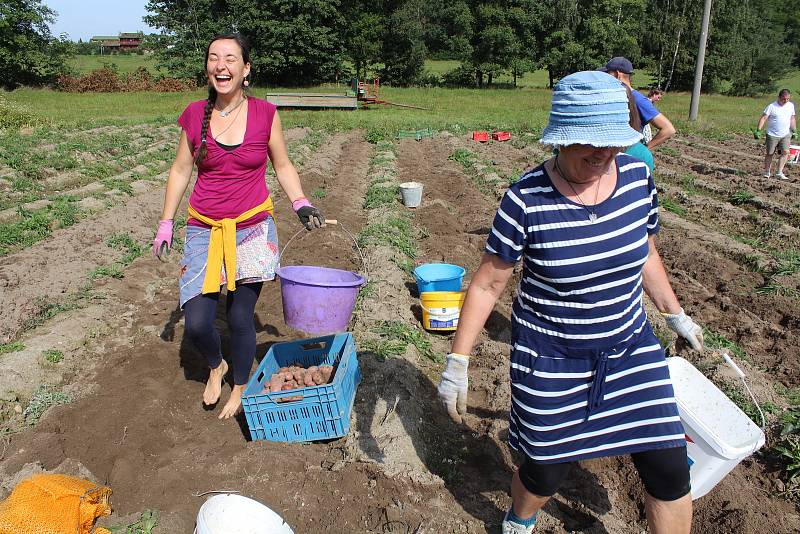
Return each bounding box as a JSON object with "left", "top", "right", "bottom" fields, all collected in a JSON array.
[
  {"left": 667, "top": 357, "right": 765, "bottom": 499},
  {"left": 195, "top": 494, "right": 294, "bottom": 534},
  {"left": 399, "top": 181, "right": 423, "bottom": 208}
]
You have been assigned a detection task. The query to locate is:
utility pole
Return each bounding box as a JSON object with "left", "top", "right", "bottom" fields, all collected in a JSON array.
[{"left": 689, "top": 0, "right": 713, "bottom": 120}]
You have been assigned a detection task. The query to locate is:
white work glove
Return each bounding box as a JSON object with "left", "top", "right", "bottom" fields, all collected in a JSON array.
[
  {"left": 662, "top": 308, "right": 704, "bottom": 351},
  {"left": 437, "top": 353, "right": 469, "bottom": 424}
]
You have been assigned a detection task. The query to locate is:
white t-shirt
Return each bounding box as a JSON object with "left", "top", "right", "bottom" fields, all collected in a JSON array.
[{"left": 763, "top": 101, "right": 796, "bottom": 137}]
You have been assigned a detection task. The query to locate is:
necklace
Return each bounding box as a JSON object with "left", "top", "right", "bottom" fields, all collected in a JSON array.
[
  {"left": 212, "top": 98, "right": 246, "bottom": 140},
  {"left": 554, "top": 155, "right": 601, "bottom": 223},
  {"left": 217, "top": 96, "right": 246, "bottom": 117}
]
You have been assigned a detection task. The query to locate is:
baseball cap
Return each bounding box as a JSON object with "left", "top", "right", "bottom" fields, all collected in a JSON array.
[{"left": 599, "top": 57, "right": 634, "bottom": 74}]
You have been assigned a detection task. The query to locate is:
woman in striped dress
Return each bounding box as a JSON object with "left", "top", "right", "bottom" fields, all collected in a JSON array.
[{"left": 437, "top": 71, "right": 704, "bottom": 534}]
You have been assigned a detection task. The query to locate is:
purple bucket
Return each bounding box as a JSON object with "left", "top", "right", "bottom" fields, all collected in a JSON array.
[{"left": 276, "top": 265, "right": 365, "bottom": 334}]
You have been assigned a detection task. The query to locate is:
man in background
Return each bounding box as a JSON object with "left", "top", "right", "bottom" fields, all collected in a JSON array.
[
  {"left": 757, "top": 89, "right": 796, "bottom": 180},
  {"left": 602, "top": 57, "right": 676, "bottom": 150},
  {"left": 642, "top": 88, "right": 664, "bottom": 144}
]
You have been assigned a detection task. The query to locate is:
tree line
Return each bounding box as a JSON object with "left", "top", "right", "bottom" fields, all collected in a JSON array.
[{"left": 3, "top": 0, "right": 799, "bottom": 95}]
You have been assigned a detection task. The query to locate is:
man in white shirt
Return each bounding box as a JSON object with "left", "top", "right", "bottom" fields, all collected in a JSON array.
[{"left": 757, "top": 89, "right": 796, "bottom": 180}]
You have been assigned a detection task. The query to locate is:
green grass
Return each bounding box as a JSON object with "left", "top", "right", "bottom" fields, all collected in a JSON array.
[
  {"left": 448, "top": 148, "right": 507, "bottom": 193},
  {"left": 0, "top": 197, "right": 81, "bottom": 256},
  {"left": 107, "top": 232, "right": 148, "bottom": 265},
  {"left": 23, "top": 384, "right": 73, "bottom": 424},
  {"left": 660, "top": 197, "right": 687, "bottom": 216},
  {"left": 729, "top": 190, "right": 755, "bottom": 205},
  {"left": 720, "top": 382, "right": 775, "bottom": 423},
  {"left": 363, "top": 183, "right": 399, "bottom": 209},
  {"left": 68, "top": 54, "right": 162, "bottom": 76},
  {"left": 362, "top": 338, "right": 407, "bottom": 360},
  {"left": 372, "top": 321, "right": 444, "bottom": 363},
  {"left": 703, "top": 329, "right": 749, "bottom": 361},
  {"left": 108, "top": 509, "right": 159, "bottom": 534},
  {"left": 681, "top": 174, "right": 697, "bottom": 195},
  {"left": 357, "top": 215, "right": 418, "bottom": 259},
  {"left": 4, "top": 79, "right": 794, "bottom": 137},
  {"left": 311, "top": 188, "right": 327, "bottom": 200},
  {"left": 42, "top": 349, "right": 64, "bottom": 364},
  {"left": 0, "top": 342, "right": 24, "bottom": 355},
  {"left": 21, "top": 293, "right": 89, "bottom": 332},
  {"left": 658, "top": 146, "right": 680, "bottom": 157}
]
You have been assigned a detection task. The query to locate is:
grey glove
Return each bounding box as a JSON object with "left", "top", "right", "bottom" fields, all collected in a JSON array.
[
  {"left": 437, "top": 353, "right": 469, "bottom": 423},
  {"left": 296, "top": 205, "right": 324, "bottom": 230},
  {"left": 663, "top": 309, "right": 704, "bottom": 351}
]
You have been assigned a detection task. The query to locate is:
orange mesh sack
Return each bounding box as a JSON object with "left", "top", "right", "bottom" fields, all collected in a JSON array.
[{"left": 0, "top": 474, "right": 112, "bottom": 534}]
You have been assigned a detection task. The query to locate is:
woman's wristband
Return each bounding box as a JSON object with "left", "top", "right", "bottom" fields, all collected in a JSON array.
[{"left": 291, "top": 197, "right": 312, "bottom": 212}]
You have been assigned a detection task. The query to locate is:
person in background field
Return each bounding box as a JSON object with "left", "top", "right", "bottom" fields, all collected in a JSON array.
[
  {"left": 437, "top": 71, "right": 702, "bottom": 534},
  {"left": 756, "top": 89, "right": 796, "bottom": 180},
  {"left": 623, "top": 84, "right": 655, "bottom": 175},
  {"left": 152, "top": 33, "right": 324, "bottom": 420},
  {"left": 642, "top": 88, "right": 664, "bottom": 145},
  {"left": 602, "top": 57, "right": 676, "bottom": 150}
]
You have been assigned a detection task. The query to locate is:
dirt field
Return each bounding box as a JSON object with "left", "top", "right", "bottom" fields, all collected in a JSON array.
[{"left": 1, "top": 126, "right": 799, "bottom": 533}]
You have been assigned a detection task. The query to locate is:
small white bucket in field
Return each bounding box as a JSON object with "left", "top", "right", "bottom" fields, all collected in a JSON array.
[
  {"left": 667, "top": 357, "right": 765, "bottom": 499},
  {"left": 195, "top": 494, "right": 294, "bottom": 534},
  {"left": 399, "top": 182, "right": 423, "bottom": 208}
]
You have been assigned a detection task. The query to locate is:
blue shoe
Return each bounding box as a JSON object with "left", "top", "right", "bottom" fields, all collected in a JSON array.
[{"left": 501, "top": 509, "right": 538, "bottom": 534}]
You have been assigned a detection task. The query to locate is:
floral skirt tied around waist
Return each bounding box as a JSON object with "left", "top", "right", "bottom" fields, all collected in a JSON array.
[{"left": 179, "top": 217, "right": 279, "bottom": 308}]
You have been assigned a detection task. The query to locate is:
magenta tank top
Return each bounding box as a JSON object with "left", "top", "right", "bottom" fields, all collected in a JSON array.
[{"left": 178, "top": 97, "right": 277, "bottom": 228}]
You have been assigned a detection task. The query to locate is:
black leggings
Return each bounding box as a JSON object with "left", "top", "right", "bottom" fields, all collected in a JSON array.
[
  {"left": 518, "top": 446, "right": 691, "bottom": 501},
  {"left": 183, "top": 282, "right": 263, "bottom": 385}
]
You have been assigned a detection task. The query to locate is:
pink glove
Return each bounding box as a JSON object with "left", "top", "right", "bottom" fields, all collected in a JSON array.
[
  {"left": 292, "top": 197, "right": 324, "bottom": 230},
  {"left": 153, "top": 219, "right": 173, "bottom": 259}
]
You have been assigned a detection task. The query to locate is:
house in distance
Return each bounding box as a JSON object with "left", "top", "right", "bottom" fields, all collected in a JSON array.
[{"left": 89, "top": 32, "right": 144, "bottom": 54}]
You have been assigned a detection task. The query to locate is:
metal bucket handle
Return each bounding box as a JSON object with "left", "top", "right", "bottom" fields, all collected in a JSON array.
[{"left": 278, "top": 219, "right": 369, "bottom": 284}]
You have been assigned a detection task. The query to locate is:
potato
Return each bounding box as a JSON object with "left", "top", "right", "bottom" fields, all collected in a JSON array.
[
  {"left": 320, "top": 365, "right": 334, "bottom": 383},
  {"left": 311, "top": 371, "right": 324, "bottom": 385},
  {"left": 303, "top": 372, "right": 315, "bottom": 387},
  {"left": 269, "top": 373, "right": 284, "bottom": 393}
]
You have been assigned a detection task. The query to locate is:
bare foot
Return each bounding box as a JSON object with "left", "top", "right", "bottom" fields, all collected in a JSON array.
[
  {"left": 218, "top": 384, "right": 245, "bottom": 420},
  {"left": 203, "top": 360, "right": 228, "bottom": 406}
]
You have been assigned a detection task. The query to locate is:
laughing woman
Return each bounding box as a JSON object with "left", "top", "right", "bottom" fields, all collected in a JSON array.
[
  {"left": 152, "top": 34, "right": 324, "bottom": 419},
  {"left": 437, "top": 71, "right": 704, "bottom": 533}
]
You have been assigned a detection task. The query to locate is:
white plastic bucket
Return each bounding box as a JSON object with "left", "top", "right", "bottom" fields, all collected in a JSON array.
[
  {"left": 194, "top": 494, "right": 294, "bottom": 534},
  {"left": 399, "top": 181, "right": 423, "bottom": 208},
  {"left": 667, "top": 357, "right": 765, "bottom": 499}
]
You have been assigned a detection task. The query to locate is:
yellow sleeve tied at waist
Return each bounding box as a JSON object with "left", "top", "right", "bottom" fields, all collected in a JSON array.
[{"left": 187, "top": 197, "right": 274, "bottom": 294}]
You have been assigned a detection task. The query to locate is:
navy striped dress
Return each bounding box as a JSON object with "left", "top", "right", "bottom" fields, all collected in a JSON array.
[{"left": 487, "top": 154, "right": 685, "bottom": 464}]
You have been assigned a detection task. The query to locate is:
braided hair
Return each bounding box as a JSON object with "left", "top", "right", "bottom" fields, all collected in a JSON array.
[{"left": 194, "top": 33, "right": 252, "bottom": 164}]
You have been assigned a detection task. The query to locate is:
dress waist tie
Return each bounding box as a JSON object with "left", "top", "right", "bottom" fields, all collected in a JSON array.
[
  {"left": 187, "top": 197, "right": 274, "bottom": 295},
  {"left": 586, "top": 351, "right": 610, "bottom": 421}
]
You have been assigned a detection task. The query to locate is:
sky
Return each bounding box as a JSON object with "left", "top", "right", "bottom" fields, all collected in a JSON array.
[{"left": 42, "top": 0, "right": 158, "bottom": 41}]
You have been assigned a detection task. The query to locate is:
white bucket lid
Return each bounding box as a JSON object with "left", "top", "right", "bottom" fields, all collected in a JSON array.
[
  {"left": 196, "top": 494, "right": 294, "bottom": 534},
  {"left": 667, "top": 357, "right": 765, "bottom": 459}
]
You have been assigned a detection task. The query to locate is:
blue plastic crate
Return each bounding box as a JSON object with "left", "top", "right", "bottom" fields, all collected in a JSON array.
[{"left": 242, "top": 332, "right": 361, "bottom": 442}]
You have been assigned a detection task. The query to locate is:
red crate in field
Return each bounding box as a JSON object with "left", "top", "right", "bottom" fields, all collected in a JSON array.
[
  {"left": 492, "top": 131, "right": 511, "bottom": 141},
  {"left": 472, "top": 131, "right": 489, "bottom": 142}
]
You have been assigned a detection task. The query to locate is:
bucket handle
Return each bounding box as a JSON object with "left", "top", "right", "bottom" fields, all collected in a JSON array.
[
  {"left": 721, "top": 351, "right": 767, "bottom": 450},
  {"left": 278, "top": 219, "right": 369, "bottom": 284}
]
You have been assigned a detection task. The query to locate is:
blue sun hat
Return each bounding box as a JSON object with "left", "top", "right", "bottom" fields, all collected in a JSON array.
[{"left": 540, "top": 71, "right": 642, "bottom": 148}]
